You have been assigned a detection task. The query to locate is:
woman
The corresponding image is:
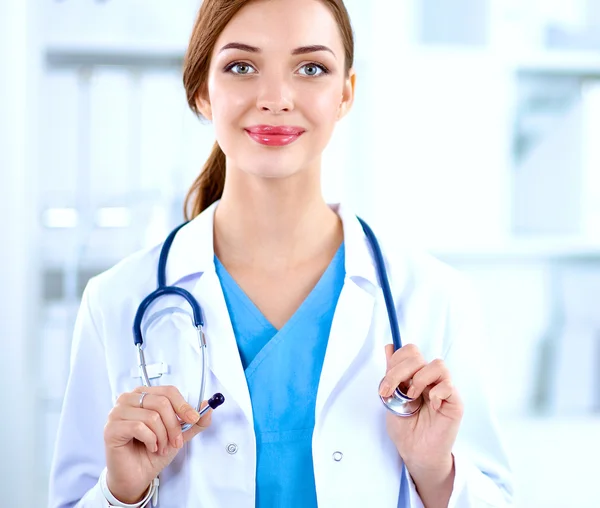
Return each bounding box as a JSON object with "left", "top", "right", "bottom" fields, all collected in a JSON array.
[{"left": 49, "top": 0, "right": 513, "bottom": 506}]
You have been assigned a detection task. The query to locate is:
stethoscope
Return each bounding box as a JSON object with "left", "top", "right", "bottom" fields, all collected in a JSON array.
[{"left": 133, "top": 218, "right": 423, "bottom": 432}]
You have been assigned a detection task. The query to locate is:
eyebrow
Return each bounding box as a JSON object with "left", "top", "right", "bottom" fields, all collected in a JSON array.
[{"left": 218, "top": 42, "right": 336, "bottom": 58}]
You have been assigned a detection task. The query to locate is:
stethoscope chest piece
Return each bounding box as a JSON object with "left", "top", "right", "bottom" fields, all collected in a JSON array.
[{"left": 379, "top": 379, "right": 423, "bottom": 417}]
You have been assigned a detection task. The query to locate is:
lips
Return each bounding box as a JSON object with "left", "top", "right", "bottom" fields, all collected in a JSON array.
[
  {"left": 245, "top": 125, "right": 305, "bottom": 136},
  {"left": 244, "top": 125, "right": 306, "bottom": 147}
]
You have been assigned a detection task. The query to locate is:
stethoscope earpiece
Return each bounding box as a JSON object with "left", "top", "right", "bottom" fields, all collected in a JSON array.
[
  {"left": 208, "top": 393, "right": 225, "bottom": 410},
  {"left": 181, "top": 392, "right": 226, "bottom": 432}
]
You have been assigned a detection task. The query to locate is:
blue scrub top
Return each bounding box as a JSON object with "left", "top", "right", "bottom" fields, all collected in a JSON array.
[{"left": 215, "top": 243, "right": 346, "bottom": 507}]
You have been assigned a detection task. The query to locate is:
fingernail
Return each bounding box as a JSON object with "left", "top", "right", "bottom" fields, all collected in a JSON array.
[
  {"left": 407, "top": 387, "right": 416, "bottom": 399},
  {"left": 176, "top": 435, "right": 183, "bottom": 448},
  {"left": 186, "top": 409, "right": 200, "bottom": 423}
]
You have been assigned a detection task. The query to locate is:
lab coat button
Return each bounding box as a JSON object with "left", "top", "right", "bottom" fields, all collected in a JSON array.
[
  {"left": 226, "top": 443, "right": 238, "bottom": 454},
  {"left": 332, "top": 451, "right": 343, "bottom": 462}
]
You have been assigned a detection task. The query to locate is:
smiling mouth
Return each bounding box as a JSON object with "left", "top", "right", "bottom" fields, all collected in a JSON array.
[{"left": 244, "top": 126, "right": 305, "bottom": 147}]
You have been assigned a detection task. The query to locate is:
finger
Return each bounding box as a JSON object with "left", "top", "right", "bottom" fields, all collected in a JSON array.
[
  {"left": 133, "top": 386, "right": 200, "bottom": 424},
  {"left": 115, "top": 390, "right": 181, "bottom": 450},
  {"left": 380, "top": 352, "right": 426, "bottom": 397},
  {"left": 105, "top": 420, "right": 158, "bottom": 454},
  {"left": 385, "top": 344, "right": 394, "bottom": 367},
  {"left": 117, "top": 407, "right": 170, "bottom": 455},
  {"left": 182, "top": 401, "right": 213, "bottom": 442},
  {"left": 428, "top": 379, "right": 458, "bottom": 412},
  {"left": 126, "top": 392, "right": 184, "bottom": 450},
  {"left": 406, "top": 359, "right": 450, "bottom": 399},
  {"left": 385, "top": 343, "right": 423, "bottom": 370}
]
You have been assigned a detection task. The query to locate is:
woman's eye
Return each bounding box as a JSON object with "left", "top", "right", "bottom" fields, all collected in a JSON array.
[
  {"left": 228, "top": 63, "right": 257, "bottom": 75},
  {"left": 298, "top": 63, "right": 328, "bottom": 77},
  {"left": 225, "top": 62, "right": 328, "bottom": 77}
]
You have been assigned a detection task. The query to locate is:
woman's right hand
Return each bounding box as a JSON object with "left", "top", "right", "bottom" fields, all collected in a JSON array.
[{"left": 103, "top": 385, "right": 213, "bottom": 503}]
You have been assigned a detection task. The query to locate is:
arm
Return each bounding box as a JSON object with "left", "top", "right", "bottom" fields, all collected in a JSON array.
[
  {"left": 382, "top": 273, "right": 514, "bottom": 508},
  {"left": 48, "top": 277, "right": 114, "bottom": 507},
  {"left": 440, "top": 280, "right": 514, "bottom": 507},
  {"left": 408, "top": 458, "right": 455, "bottom": 508},
  {"left": 405, "top": 279, "right": 514, "bottom": 507}
]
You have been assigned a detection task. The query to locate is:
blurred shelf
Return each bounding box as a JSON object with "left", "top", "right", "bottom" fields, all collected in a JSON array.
[
  {"left": 431, "top": 237, "right": 600, "bottom": 262},
  {"left": 46, "top": 46, "right": 600, "bottom": 75},
  {"left": 42, "top": 265, "right": 113, "bottom": 302},
  {"left": 515, "top": 50, "right": 600, "bottom": 78},
  {"left": 46, "top": 43, "right": 186, "bottom": 69}
]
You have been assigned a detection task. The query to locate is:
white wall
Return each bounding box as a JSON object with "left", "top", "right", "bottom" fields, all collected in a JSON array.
[{"left": 0, "top": 0, "right": 39, "bottom": 506}]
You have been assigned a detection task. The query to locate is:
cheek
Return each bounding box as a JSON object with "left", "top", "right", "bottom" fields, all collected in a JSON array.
[
  {"left": 209, "top": 90, "right": 246, "bottom": 138},
  {"left": 304, "top": 97, "right": 341, "bottom": 139},
  {"left": 303, "top": 87, "right": 342, "bottom": 124}
]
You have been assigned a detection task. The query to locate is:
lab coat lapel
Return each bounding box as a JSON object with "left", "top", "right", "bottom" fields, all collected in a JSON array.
[
  {"left": 164, "top": 200, "right": 253, "bottom": 425},
  {"left": 315, "top": 203, "right": 382, "bottom": 417},
  {"left": 316, "top": 279, "right": 375, "bottom": 416},
  {"left": 164, "top": 201, "right": 392, "bottom": 429},
  {"left": 193, "top": 269, "right": 254, "bottom": 426}
]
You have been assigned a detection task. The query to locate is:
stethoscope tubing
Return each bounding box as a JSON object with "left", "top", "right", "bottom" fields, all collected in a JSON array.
[
  {"left": 357, "top": 219, "right": 423, "bottom": 417},
  {"left": 135, "top": 216, "right": 422, "bottom": 421}
]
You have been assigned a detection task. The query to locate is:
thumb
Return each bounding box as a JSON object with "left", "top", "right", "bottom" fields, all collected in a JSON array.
[{"left": 182, "top": 401, "right": 213, "bottom": 442}]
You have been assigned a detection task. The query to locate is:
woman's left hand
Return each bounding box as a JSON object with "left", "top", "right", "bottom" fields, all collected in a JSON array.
[{"left": 380, "top": 344, "right": 464, "bottom": 473}]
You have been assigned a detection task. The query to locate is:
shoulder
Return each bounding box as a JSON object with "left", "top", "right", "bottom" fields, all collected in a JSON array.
[
  {"left": 376, "top": 230, "right": 473, "bottom": 304},
  {"left": 85, "top": 241, "right": 163, "bottom": 316},
  {"left": 371, "top": 228, "right": 481, "bottom": 357},
  {"left": 343, "top": 209, "right": 476, "bottom": 320}
]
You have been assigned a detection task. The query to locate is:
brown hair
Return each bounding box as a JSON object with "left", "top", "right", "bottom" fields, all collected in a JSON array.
[{"left": 182, "top": 0, "right": 355, "bottom": 220}]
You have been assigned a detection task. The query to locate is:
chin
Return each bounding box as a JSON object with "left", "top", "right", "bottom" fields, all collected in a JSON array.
[
  {"left": 236, "top": 153, "right": 305, "bottom": 179},
  {"left": 244, "top": 165, "right": 301, "bottom": 179}
]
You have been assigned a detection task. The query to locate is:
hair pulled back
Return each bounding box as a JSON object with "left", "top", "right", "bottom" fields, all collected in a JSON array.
[{"left": 182, "top": 0, "right": 354, "bottom": 219}]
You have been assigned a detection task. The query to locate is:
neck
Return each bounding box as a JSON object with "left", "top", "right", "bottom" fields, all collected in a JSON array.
[{"left": 213, "top": 169, "right": 343, "bottom": 271}]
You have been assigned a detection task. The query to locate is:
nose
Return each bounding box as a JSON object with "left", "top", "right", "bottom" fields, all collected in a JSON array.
[{"left": 256, "top": 74, "right": 294, "bottom": 114}]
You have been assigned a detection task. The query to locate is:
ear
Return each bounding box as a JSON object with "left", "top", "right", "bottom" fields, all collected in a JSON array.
[
  {"left": 337, "top": 68, "right": 356, "bottom": 121},
  {"left": 194, "top": 90, "right": 213, "bottom": 121}
]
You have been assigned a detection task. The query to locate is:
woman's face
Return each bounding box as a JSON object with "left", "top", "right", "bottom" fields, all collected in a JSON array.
[{"left": 197, "top": 0, "right": 355, "bottom": 181}]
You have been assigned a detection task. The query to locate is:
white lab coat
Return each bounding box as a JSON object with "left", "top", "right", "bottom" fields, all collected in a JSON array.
[{"left": 48, "top": 201, "right": 513, "bottom": 508}]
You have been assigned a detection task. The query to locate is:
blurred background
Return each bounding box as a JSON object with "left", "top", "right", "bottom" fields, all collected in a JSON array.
[{"left": 1, "top": 0, "right": 599, "bottom": 506}]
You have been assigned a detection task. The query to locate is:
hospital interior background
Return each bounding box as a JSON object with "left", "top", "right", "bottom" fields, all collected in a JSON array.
[{"left": 1, "top": 1, "right": 600, "bottom": 507}]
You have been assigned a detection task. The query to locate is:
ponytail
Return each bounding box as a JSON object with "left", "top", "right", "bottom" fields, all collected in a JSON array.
[{"left": 183, "top": 142, "right": 226, "bottom": 221}]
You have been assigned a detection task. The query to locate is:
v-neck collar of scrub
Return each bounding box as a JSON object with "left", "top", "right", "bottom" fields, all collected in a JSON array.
[
  {"left": 214, "top": 241, "right": 345, "bottom": 333},
  {"left": 214, "top": 256, "right": 277, "bottom": 335}
]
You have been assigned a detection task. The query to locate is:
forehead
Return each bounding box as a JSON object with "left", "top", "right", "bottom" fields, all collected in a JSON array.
[{"left": 214, "top": 0, "right": 344, "bottom": 55}]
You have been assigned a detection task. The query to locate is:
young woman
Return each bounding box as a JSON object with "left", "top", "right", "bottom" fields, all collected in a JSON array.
[{"left": 49, "top": 0, "right": 513, "bottom": 506}]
